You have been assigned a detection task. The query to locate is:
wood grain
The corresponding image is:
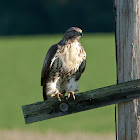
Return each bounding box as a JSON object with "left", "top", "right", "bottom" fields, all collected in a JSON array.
[{"left": 115, "top": 0, "right": 140, "bottom": 139}]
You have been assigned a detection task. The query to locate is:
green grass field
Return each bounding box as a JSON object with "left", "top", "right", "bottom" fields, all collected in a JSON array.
[{"left": 0, "top": 33, "right": 116, "bottom": 134}]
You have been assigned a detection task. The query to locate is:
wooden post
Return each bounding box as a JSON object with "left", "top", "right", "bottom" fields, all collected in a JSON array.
[{"left": 115, "top": 0, "right": 140, "bottom": 139}]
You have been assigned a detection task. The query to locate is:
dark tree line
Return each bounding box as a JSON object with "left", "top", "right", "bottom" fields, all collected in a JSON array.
[{"left": 0, "top": 0, "right": 114, "bottom": 35}]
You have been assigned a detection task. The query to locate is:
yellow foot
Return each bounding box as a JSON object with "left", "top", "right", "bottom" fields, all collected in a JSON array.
[
  {"left": 51, "top": 92, "right": 64, "bottom": 101},
  {"left": 60, "top": 93, "right": 65, "bottom": 98},
  {"left": 51, "top": 94, "right": 56, "bottom": 98},
  {"left": 68, "top": 89, "right": 78, "bottom": 100},
  {"left": 57, "top": 92, "right": 61, "bottom": 101},
  {"left": 68, "top": 92, "right": 71, "bottom": 99},
  {"left": 71, "top": 91, "right": 75, "bottom": 100}
]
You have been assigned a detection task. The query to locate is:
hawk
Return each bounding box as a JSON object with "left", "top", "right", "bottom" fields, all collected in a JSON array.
[{"left": 41, "top": 27, "right": 86, "bottom": 101}]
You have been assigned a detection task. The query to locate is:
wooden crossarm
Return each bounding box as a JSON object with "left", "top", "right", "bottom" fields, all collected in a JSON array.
[{"left": 22, "top": 79, "right": 140, "bottom": 124}]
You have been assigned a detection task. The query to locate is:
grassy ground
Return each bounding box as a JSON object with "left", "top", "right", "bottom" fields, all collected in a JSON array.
[{"left": 0, "top": 33, "right": 116, "bottom": 133}]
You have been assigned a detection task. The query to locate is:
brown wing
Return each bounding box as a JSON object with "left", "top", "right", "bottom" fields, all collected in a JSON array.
[
  {"left": 41, "top": 44, "right": 58, "bottom": 86},
  {"left": 75, "top": 59, "right": 86, "bottom": 81}
]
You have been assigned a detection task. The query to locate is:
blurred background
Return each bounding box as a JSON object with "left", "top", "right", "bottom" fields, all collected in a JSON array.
[
  {"left": 0, "top": 0, "right": 114, "bottom": 35},
  {"left": 0, "top": 0, "right": 116, "bottom": 140}
]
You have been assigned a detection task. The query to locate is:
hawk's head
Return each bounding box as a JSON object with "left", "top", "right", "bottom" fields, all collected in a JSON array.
[{"left": 64, "top": 27, "right": 83, "bottom": 40}]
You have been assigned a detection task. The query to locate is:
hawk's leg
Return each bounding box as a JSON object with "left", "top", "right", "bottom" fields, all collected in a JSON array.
[{"left": 68, "top": 89, "right": 79, "bottom": 100}]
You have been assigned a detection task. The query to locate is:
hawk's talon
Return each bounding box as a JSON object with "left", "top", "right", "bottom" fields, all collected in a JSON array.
[
  {"left": 60, "top": 93, "right": 65, "bottom": 98},
  {"left": 58, "top": 97, "right": 61, "bottom": 101},
  {"left": 68, "top": 92, "right": 71, "bottom": 98},
  {"left": 51, "top": 92, "right": 63, "bottom": 101},
  {"left": 71, "top": 92, "right": 76, "bottom": 100},
  {"left": 51, "top": 94, "right": 56, "bottom": 98},
  {"left": 67, "top": 91, "right": 76, "bottom": 100},
  {"left": 57, "top": 92, "right": 62, "bottom": 101}
]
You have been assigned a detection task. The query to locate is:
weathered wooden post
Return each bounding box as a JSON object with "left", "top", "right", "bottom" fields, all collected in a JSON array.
[{"left": 115, "top": 0, "right": 140, "bottom": 139}]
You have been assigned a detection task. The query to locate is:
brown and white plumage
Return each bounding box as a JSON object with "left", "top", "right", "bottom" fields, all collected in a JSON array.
[{"left": 41, "top": 27, "right": 86, "bottom": 100}]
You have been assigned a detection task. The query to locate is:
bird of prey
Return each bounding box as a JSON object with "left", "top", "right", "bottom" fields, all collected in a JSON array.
[{"left": 41, "top": 27, "right": 86, "bottom": 101}]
